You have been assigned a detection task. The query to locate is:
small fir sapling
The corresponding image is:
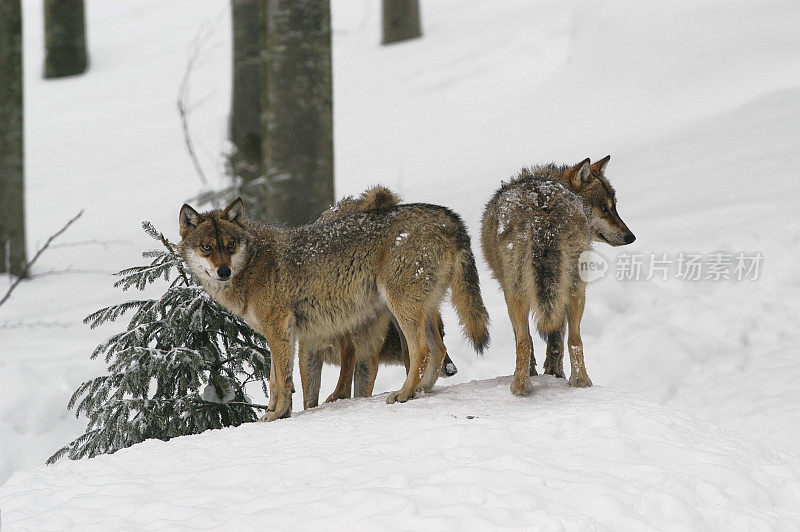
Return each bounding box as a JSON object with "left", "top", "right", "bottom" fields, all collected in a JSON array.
[{"left": 48, "top": 221, "right": 270, "bottom": 463}]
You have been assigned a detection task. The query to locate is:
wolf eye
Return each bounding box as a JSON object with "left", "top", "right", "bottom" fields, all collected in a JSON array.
[
  {"left": 227, "top": 241, "right": 236, "bottom": 251},
  {"left": 201, "top": 244, "right": 212, "bottom": 252}
]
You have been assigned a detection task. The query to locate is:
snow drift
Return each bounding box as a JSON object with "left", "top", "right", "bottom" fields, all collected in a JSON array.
[{"left": 2, "top": 377, "right": 799, "bottom": 530}]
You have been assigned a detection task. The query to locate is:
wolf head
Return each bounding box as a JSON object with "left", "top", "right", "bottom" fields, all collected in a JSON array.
[
  {"left": 178, "top": 198, "right": 250, "bottom": 283},
  {"left": 565, "top": 156, "right": 636, "bottom": 246}
]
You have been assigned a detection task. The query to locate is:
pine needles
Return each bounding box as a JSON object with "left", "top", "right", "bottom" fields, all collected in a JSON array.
[{"left": 48, "top": 222, "right": 270, "bottom": 464}]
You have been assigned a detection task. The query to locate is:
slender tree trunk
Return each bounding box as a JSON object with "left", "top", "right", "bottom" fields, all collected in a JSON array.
[
  {"left": 260, "top": 0, "right": 334, "bottom": 226},
  {"left": 382, "top": 0, "right": 422, "bottom": 45},
  {"left": 0, "top": 0, "right": 27, "bottom": 277},
  {"left": 44, "top": 0, "right": 88, "bottom": 78},
  {"left": 230, "top": 0, "right": 263, "bottom": 196}
]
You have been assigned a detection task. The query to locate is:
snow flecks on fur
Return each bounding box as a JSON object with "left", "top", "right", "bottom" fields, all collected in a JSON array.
[{"left": 482, "top": 164, "right": 592, "bottom": 336}]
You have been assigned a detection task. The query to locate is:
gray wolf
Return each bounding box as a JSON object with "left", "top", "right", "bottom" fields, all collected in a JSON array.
[
  {"left": 178, "top": 191, "right": 488, "bottom": 421},
  {"left": 480, "top": 156, "right": 635, "bottom": 396},
  {"left": 303, "top": 187, "right": 458, "bottom": 408}
]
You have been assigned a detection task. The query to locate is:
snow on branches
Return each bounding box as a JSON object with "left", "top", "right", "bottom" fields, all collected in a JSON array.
[{"left": 48, "top": 222, "right": 271, "bottom": 463}]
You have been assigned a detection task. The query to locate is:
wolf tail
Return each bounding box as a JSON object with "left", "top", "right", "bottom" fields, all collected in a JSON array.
[
  {"left": 450, "top": 240, "right": 490, "bottom": 353},
  {"left": 359, "top": 186, "right": 401, "bottom": 211},
  {"left": 532, "top": 247, "right": 569, "bottom": 338}
]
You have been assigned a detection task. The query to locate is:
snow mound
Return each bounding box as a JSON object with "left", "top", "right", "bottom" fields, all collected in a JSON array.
[{"left": 2, "top": 377, "right": 799, "bottom": 530}]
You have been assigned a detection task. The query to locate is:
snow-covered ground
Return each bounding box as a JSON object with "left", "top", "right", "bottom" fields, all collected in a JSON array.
[
  {"left": 4, "top": 377, "right": 800, "bottom": 530},
  {"left": 2, "top": 0, "right": 800, "bottom": 528}
]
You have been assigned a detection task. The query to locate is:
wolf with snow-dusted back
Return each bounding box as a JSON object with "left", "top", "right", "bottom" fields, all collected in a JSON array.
[
  {"left": 302, "top": 186, "right": 458, "bottom": 409},
  {"left": 481, "top": 156, "right": 635, "bottom": 396},
  {"left": 178, "top": 189, "right": 489, "bottom": 421}
]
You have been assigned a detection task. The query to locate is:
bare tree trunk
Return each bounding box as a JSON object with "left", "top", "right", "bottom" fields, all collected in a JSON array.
[
  {"left": 259, "top": 0, "right": 334, "bottom": 226},
  {"left": 0, "top": 0, "right": 27, "bottom": 277},
  {"left": 44, "top": 0, "right": 88, "bottom": 79},
  {"left": 230, "top": 0, "right": 263, "bottom": 195},
  {"left": 382, "top": 0, "right": 422, "bottom": 45}
]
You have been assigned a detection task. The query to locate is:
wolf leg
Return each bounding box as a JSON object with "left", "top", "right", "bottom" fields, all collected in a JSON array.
[
  {"left": 354, "top": 352, "right": 379, "bottom": 397},
  {"left": 433, "top": 313, "right": 457, "bottom": 377},
  {"left": 299, "top": 342, "right": 323, "bottom": 409},
  {"left": 326, "top": 333, "right": 355, "bottom": 403},
  {"left": 566, "top": 287, "right": 592, "bottom": 388},
  {"left": 387, "top": 316, "right": 427, "bottom": 404},
  {"left": 506, "top": 293, "right": 534, "bottom": 396},
  {"left": 260, "top": 326, "right": 294, "bottom": 421},
  {"left": 267, "top": 362, "right": 278, "bottom": 412},
  {"left": 392, "top": 315, "right": 410, "bottom": 374},
  {"left": 543, "top": 328, "right": 566, "bottom": 378},
  {"left": 420, "top": 311, "right": 448, "bottom": 392}
]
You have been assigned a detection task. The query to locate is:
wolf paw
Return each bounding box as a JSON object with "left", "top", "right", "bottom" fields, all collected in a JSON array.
[
  {"left": 543, "top": 357, "right": 565, "bottom": 379},
  {"left": 510, "top": 376, "right": 533, "bottom": 396},
  {"left": 324, "top": 391, "right": 349, "bottom": 403},
  {"left": 440, "top": 361, "right": 458, "bottom": 378},
  {"left": 386, "top": 389, "right": 415, "bottom": 404},
  {"left": 419, "top": 379, "right": 436, "bottom": 394},
  {"left": 569, "top": 373, "right": 593, "bottom": 388},
  {"left": 260, "top": 406, "right": 291, "bottom": 422}
]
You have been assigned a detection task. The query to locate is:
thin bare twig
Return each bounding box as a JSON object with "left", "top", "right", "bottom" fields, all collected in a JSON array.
[
  {"left": 50, "top": 238, "right": 130, "bottom": 250},
  {"left": 4, "top": 240, "right": 10, "bottom": 279},
  {"left": 28, "top": 268, "right": 109, "bottom": 279},
  {"left": 177, "top": 21, "right": 216, "bottom": 187},
  {"left": 195, "top": 398, "right": 270, "bottom": 410},
  {"left": 0, "top": 210, "right": 84, "bottom": 308},
  {"left": 225, "top": 400, "right": 271, "bottom": 410},
  {"left": 0, "top": 319, "right": 71, "bottom": 330}
]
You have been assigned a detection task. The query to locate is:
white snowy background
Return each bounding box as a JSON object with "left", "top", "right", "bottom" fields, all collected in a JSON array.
[{"left": 1, "top": 0, "right": 800, "bottom": 529}]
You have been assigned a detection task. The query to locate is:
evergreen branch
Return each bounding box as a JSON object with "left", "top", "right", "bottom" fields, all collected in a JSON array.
[
  {"left": 114, "top": 260, "right": 173, "bottom": 291},
  {"left": 47, "top": 429, "right": 101, "bottom": 464},
  {"left": 149, "top": 222, "right": 191, "bottom": 287},
  {"left": 84, "top": 300, "right": 152, "bottom": 329},
  {"left": 51, "top": 220, "right": 271, "bottom": 464}
]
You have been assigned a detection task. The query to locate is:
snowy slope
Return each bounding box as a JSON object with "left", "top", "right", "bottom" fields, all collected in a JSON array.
[
  {"left": 0, "top": 0, "right": 233, "bottom": 486},
  {"left": 1, "top": 0, "right": 800, "bottom": 524},
  {"left": 335, "top": 0, "right": 800, "bottom": 454},
  {"left": 3, "top": 377, "right": 800, "bottom": 530}
]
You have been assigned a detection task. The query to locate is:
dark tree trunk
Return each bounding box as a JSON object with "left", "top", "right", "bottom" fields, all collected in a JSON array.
[
  {"left": 0, "top": 0, "right": 26, "bottom": 277},
  {"left": 44, "top": 0, "right": 88, "bottom": 79},
  {"left": 259, "top": 0, "right": 334, "bottom": 226},
  {"left": 230, "top": 0, "right": 263, "bottom": 193},
  {"left": 382, "top": 0, "right": 422, "bottom": 45}
]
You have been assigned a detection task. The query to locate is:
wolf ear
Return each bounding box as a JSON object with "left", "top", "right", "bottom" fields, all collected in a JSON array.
[
  {"left": 179, "top": 204, "right": 200, "bottom": 230},
  {"left": 223, "top": 197, "right": 244, "bottom": 224},
  {"left": 591, "top": 155, "right": 611, "bottom": 175},
  {"left": 567, "top": 158, "right": 592, "bottom": 189}
]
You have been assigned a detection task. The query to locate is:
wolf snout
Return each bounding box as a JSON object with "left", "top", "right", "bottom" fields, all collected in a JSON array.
[
  {"left": 217, "top": 266, "right": 232, "bottom": 280},
  {"left": 623, "top": 233, "right": 636, "bottom": 245}
]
